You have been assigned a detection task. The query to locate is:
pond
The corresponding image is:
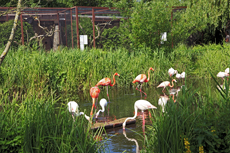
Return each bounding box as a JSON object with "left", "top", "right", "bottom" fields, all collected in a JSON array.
[{"left": 70, "top": 78, "right": 221, "bottom": 152}]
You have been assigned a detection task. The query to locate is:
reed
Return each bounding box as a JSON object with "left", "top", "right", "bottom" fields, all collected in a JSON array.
[
  {"left": 0, "top": 91, "right": 102, "bottom": 152},
  {"left": 145, "top": 73, "right": 230, "bottom": 152}
]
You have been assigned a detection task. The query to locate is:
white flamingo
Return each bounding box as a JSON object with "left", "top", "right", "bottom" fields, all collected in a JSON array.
[
  {"left": 67, "top": 101, "right": 90, "bottom": 121},
  {"left": 225, "top": 68, "right": 229, "bottom": 74},
  {"left": 168, "top": 67, "right": 178, "bottom": 77},
  {"left": 158, "top": 95, "right": 169, "bottom": 113},
  {"left": 95, "top": 98, "right": 108, "bottom": 118},
  {"left": 122, "top": 100, "right": 157, "bottom": 130},
  {"left": 217, "top": 71, "right": 229, "bottom": 84},
  {"left": 157, "top": 79, "right": 177, "bottom": 93}
]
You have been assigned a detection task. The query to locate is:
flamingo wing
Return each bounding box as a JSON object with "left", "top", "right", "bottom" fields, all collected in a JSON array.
[
  {"left": 181, "top": 72, "right": 186, "bottom": 78},
  {"left": 157, "top": 81, "right": 170, "bottom": 88},
  {"left": 96, "top": 78, "right": 111, "bottom": 86},
  {"left": 67, "top": 101, "right": 78, "bottom": 113},
  {"left": 217, "top": 72, "right": 227, "bottom": 78},
  {"left": 176, "top": 73, "right": 181, "bottom": 79},
  {"left": 135, "top": 100, "right": 157, "bottom": 111},
  {"left": 90, "top": 87, "right": 100, "bottom": 98},
  {"left": 133, "top": 74, "right": 147, "bottom": 83}
]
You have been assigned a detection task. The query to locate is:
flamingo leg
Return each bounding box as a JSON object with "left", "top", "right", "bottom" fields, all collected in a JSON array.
[
  {"left": 95, "top": 98, "right": 98, "bottom": 109},
  {"left": 106, "top": 86, "right": 110, "bottom": 116},
  {"left": 142, "top": 111, "right": 145, "bottom": 135},
  {"left": 72, "top": 113, "right": 75, "bottom": 122},
  {"left": 106, "top": 86, "right": 110, "bottom": 102},
  {"left": 91, "top": 98, "right": 95, "bottom": 116},
  {"left": 140, "top": 84, "right": 147, "bottom": 96}
]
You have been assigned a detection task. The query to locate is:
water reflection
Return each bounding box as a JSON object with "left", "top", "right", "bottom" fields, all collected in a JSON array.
[
  {"left": 103, "top": 124, "right": 143, "bottom": 153},
  {"left": 123, "top": 130, "right": 140, "bottom": 153}
]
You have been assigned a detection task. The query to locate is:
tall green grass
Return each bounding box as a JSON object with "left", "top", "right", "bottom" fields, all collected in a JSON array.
[
  {"left": 1, "top": 43, "right": 230, "bottom": 98},
  {"left": 0, "top": 91, "right": 102, "bottom": 152},
  {"left": 145, "top": 74, "right": 230, "bottom": 152}
]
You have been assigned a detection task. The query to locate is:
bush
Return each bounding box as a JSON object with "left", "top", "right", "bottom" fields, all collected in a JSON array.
[{"left": 0, "top": 20, "right": 34, "bottom": 48}]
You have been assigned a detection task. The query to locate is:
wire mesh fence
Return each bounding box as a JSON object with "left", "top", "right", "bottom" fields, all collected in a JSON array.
[{"left": 0, "top": 6, "right": 123, "bottom": 50}]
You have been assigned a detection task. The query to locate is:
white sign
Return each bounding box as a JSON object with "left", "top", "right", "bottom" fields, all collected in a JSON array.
[
  {"left": 80, "top": 35, "right": 88, "bottom": 50},
  {"left": 161, "top": 32, "right": 167, "bottom": 44}
]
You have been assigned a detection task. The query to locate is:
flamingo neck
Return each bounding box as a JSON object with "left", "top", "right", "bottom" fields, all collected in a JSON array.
[
  {"left": 80, "top": 112, "right": 90, "bottom": 121},
  {"left": 146, "top": 68, "right": 151, "bottom": 82},
  {"left": 169, "top": 80, "right": 175, "bottom": 88},
  {"left": 123, "top": 105, "right": 138, "bottom": 129},
  {"left": 111, "top": 73, "right": 116, "bottom": 86}
]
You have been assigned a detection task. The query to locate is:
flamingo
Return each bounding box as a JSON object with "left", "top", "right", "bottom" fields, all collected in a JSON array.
[
  {"left": 79, "top": 112, "right": 90, "bottom": 121},
  {"left": 133, "top": 67, "right": 154, "bottom": 96},
  {"left": 168, "top": 67, "right": 178, "bottom": 77},
  {"left": 176, "top": 71, "right": 186, "bottom": 84},
  {"left": 158, "top": 95, "right": 169, "bottom": 113},
  {"left": 67, "top": 101, "right": 79, "bottom": 119},
  {"left": 225, "top": 68, "right": 229, "bottom": 74},
  {"left": 95, "top": 98, "right": 108, "bottom": 118},
  {"left": 225, "top": 68, "right": 229, "bottom": 82},
  {"left": 169, "top": 87, "right": 181, "bottom": 102},
  {"left": 96, "top": 72, "right": 120, "bottom": 101},
  {"left": 157, "top": 79, "right": 177, "bottom": 93},
  {"left": 122, "top": 100, "right": 157, "bottom": 130},
  {"left": 67, "top": 101, "right": 90, "bottom": 121},
  {"left": 90, "top": 86, "right": 100, "bottom": 116},
  {"left": 217, "top": 71, "right": 229, "bottom": 84}
]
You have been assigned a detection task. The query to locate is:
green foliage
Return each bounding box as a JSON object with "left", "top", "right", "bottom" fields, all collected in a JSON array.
[
  {"left": 0, "top": 20, "right": 34, "bottom": 48},
  {"left": 107, "top": 0, "right": 230, "bottom": 50},
  {"left": 67, "top": 17, "right": 99, "bottom": 48},
  {"left": 0, "top": 93, "right": 100, "bottom": 152},
  {"left": 100, "top": 26, "right": 130, "bottom": 50},
  {"left": 145, "top": 75, "right": 230, "bottom": 152}
]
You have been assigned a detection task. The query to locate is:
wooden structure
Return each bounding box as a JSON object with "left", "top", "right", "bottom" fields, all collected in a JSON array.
[
  {"left": 91, "top": 117, "right": 136, "bottom": 131},
  {"left": 0, "top": 6, "right": 187, "bottom": 50},
  {"left": 0, "top": 6, "right": 122, "bottom": 50}
]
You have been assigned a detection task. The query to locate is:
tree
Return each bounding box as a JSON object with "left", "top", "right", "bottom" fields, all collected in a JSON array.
[
  {"left": 108, "top": 0, "right": 230, "bottom": 49},
  {"left": 0, "top": 0, "right": 22, "bottom": 66}
]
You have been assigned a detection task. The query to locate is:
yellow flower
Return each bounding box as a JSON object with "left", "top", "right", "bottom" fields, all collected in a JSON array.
[
  {"left": 184, "top": 137, "right": 191, "bottom": 153},
  {"left": 199, "top": 145, "right": 204, "bottom": 153}
]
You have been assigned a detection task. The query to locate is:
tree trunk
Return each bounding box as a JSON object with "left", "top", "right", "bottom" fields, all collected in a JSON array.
[
  {"left": 53, "top": 25, "right": 59, "bottom": 51},
  {"left": 0, "top": 0, "right": 22, "bottom": 66}
]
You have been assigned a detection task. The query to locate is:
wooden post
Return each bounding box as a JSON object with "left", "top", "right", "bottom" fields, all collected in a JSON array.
[
  {"left": 57, "top": 13, "right": 61, "bottom": 45},
  {"left": 20, "top": 13, "right": 24, "bottom": 45},
  {"left": 75, "top": 6, "right": 80, "bottom": 49},
  {"left": 70, "top": 10, "right": 74, "bottom": 49},
  {"left": 65, "top": 12, "right": 68, "bottom": 47},
  {"left": 92, "top": 8, "right": 96, "bottom": 48},
  {"left": 53, "top": 25, "right": 59, "bottom": 51}
]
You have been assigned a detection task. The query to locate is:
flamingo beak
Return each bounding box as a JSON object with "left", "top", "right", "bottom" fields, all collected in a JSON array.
[{"left": 169, "top": 73, "right": 172, "bottom": 77}]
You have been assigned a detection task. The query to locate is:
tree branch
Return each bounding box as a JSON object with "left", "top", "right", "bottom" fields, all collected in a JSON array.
[{"left": 0, "top": 0, "right": 22, "bottom": 66}]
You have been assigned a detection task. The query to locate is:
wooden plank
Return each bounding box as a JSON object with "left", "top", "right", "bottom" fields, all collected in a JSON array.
[{"left": 91, "top": 117, "right": 136, "bottom": 131}]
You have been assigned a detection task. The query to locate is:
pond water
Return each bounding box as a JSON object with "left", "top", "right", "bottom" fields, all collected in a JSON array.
[{"left": 73, "top": 77, "right": 221, "bottom": 153}]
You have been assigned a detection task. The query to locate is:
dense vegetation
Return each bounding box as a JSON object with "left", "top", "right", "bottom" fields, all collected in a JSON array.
[
  {"left": 0, "top": 43, "right": 230, "bottom": 152},
  {"left": 1, "top": 0, "right": 230, "bottom": 152}
]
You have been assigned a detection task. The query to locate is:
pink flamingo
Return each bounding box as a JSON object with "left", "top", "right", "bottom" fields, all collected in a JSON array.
[
  {"left": 96, "top": 72, "right": 120, "bottom": 101},
  {"left": 133, "top": 67, "right": 154, "bottom": 96},
  {"left": 90, "top": 86, "right": 100, "bottom": 116},
  {"left": 122, "top": 100, "right": 157, "bottom": 130},
  {"left": 157, "top": 79, "right": 177, "bottom": 93}
]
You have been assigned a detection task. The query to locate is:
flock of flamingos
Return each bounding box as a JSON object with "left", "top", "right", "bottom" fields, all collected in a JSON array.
[{"left": 67, "top": 67, "right": 230, "bottom": 130}]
